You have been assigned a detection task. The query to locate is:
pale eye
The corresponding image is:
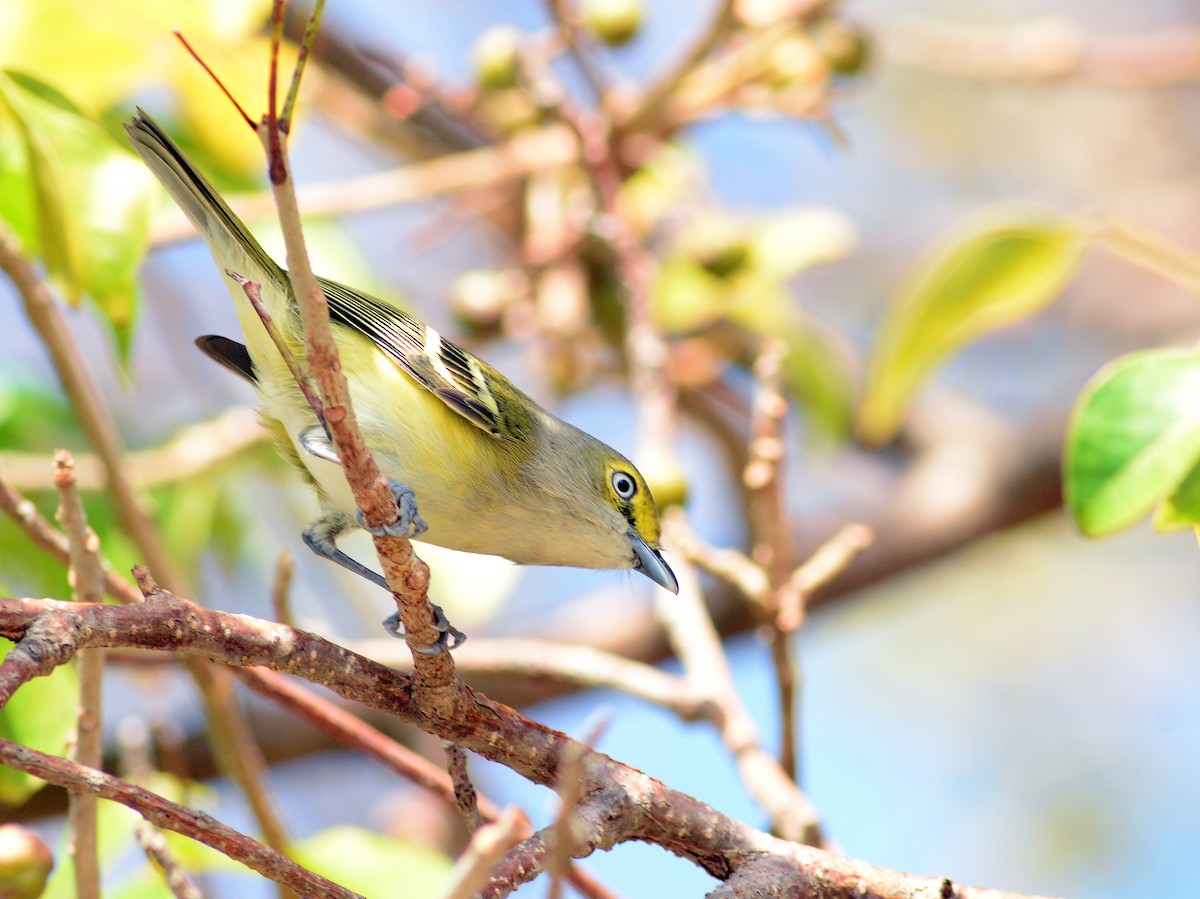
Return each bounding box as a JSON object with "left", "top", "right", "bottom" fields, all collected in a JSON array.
[{"left": 611, "top": 470, "right": 637, "bottom": 500}]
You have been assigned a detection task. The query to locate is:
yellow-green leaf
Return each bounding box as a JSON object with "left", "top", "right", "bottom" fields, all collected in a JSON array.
[
  {"left": 293, "top": 826, "right": 452, "bottom": 898},
  {"left": 0, "top": 640, "right": 78, "bottom": 804},
  {"left": 859, "top": 206, "right": 1085, "bottom": 445},
  {"left": 0, "top": 69, "right": 155, "bottom": 356}
]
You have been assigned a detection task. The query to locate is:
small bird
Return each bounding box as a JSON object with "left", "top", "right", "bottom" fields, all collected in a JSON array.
[{"left": 125, "top": 111, "right": 678, "bottom": 638}]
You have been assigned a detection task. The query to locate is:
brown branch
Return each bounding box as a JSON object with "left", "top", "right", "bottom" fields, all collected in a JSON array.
[
  {"left": 0, "top": 407, "right": 267, "bottom": 492},
  {"left": 0, "top": 593, "right": 1060, "bottom": 899},
  {"left": 0, "top": 738, "right": 358, "bottom": 898},
  {"left": 149, "top": 127, "right": 577, "bottom": 247},
  {"left": 270, "top": 550, "right": 296, "bottom": 629},
  {"left": 891, "top": 17, "right": 1200, "bottom": 88},
  {"left": 361, "top": 636, "right": 710, "bottom": 720},
  {"left": 257, "top": 63, "right": 461, "bottom": 695}
]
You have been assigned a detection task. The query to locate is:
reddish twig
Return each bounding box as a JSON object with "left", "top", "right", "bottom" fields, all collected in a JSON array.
[{"left": 0, "top": 739, "right": 357, "bottom": 898}]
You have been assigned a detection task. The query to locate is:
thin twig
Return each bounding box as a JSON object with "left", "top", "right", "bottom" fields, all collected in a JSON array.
[
  {"left": 360, "top": 637, "right": 709, "bottom": 720},
  {"left": 660, "top": 514, "right": 824, "bottom": 846},
  {"left": 744, "top": 340, "right": 798, "bottom": 779},
  {"left": 547, "top": 714, "right": 610, "bottom": 899},
  {"left": 53, "top": 452, "right": 103, "bottom": 899},
  {"left": 270, "top": 550, "right": 296, "bottom": 629},
  {"left": 542, "top": 0, "right": 610, "bottom": 104},
  {"left": 444, "top": 742, "right": 484, "bottom": 831},
  {"left": 778, "top": 522, "right": 873, "bottom": 632},
  {"left": 0, "top": 473, "right": 143, "bottom": 605},
  {"left": 229, "top": 272, "right": 325, "bottom": 428},
  {"left": 437, "top": 807, "right": 525, "bottom": 899},
  {"left": 173, "top": 31, "right": 255, "bottom": 127},
  {"left": 137, "top": 822, "right": 204, "bottom": 899},
  {"left": 619, "top": 0, "right": 737, "bottom": 135},
  {"left": 282, "top": 0, "right": 326, "bottom": 129},
  {"left": 0, "top": 738, "right": 358, "bottom": 898}
]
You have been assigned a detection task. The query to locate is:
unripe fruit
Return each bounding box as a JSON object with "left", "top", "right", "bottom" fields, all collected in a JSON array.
[{"left": 581, "top": 0, "right": 644, "bottom": 47}]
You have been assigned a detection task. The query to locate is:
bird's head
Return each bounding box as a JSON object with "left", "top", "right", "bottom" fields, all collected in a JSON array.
[{"left": 598, "top": 458, "right": 679, "bottom": 594}]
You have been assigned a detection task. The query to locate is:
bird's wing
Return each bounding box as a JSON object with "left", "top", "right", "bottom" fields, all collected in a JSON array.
[{"left": 321, "top": 278, "right": 509, "bottom": 438}]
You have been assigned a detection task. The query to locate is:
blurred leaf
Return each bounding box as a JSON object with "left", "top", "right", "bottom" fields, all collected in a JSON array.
[
  {"left": 781, "top": 324, "right": 854, "bottom": 441},
  {"left": 747, "top": 208, "right": 856, "bottom": 280},
  {"left": 859, "top": 206, "right": 1085, "bottom": 445},
  {"left": 615, "top": 143, "right": 700, "bottom": 235},
  {"left": 726, "top": 284, "right": 854, "bottom": 442},
  {"left": 0, "top": 640, "right": 77, "bottom": 804},
  {"left": 0, "top": 70, "right": 80, "bottom": 297},
  {"left": 293, "top": 826, "right": 452, "bottom": 898},
  {"left": 1154, "top": 458, "right": 1200, "bottom": 531},
  {"left": 0, "top": 0, "right": 273, "bottom": 117},
  {"left": 0, "top": 69, "right": 156, "bottom": 355},
  {"left": 651, "top": 258, "right": 726, "bottom": 333},
  {"left": 0, "top": 383, "right": 79, "bottom": 449},
  {"left": 1065, "top": 349, "right": 1200, "bottom": 537}
]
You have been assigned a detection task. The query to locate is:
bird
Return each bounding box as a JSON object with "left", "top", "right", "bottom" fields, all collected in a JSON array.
[{"left": 125, "top": 110, "right": 678, "bottom": 646}]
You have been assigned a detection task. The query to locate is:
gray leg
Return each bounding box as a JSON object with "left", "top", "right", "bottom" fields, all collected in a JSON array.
[{"left": 302, "top": 511, "right": 387, "bottom": 590}]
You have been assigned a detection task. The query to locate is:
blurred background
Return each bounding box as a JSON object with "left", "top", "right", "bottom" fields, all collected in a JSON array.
[{"left": 2, "top": 0, "right": 1200, "bottom": 896}]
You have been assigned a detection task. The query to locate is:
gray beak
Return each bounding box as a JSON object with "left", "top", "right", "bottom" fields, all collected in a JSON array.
[{"left": 630, "top": 532, "right": 679, "bottom": 594}]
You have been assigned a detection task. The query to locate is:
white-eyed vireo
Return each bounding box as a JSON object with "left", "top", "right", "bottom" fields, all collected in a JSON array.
[{"left": 126, "top": 112, "right": 679, "bottom": 612}]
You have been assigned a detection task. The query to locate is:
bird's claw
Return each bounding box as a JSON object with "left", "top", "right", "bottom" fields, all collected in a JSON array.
[
  {"left": 358, "top": 479, "right": 428, "bottom": 538},
  {"left": 383, "top": 604, "right": 466, "bottom": 655}
]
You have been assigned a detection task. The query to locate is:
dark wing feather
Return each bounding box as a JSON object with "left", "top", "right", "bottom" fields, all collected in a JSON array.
[
  {"left": 196, "top": 335, "right": 256, "bottom": 383},
  {"left": 321, "top": 278, "right": 506, "bottom": 437}
]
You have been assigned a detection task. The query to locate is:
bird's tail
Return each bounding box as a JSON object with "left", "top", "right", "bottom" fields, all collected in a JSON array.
[{"left": 125, "top": 111, "right": 291, "bottom": 323}]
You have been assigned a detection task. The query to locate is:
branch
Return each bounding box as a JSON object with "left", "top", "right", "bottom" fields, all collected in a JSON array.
[
  {"left": 891, "top": 17, "right": 1200, "bottom": 87},
  {"left": 0, "top": 407, "right": 267, "bottom": 492},
  {"left": 52, "top": 453, "right": 104, "bottom": 899},
  {"left": 0, "top": 593, "right": 1059, "bottom": 898},
  {"left": 0, "top": 739, "right": 358, "bottom": 899},
  {"left": 257, "top": 29, "right": 462, "bottom": 695}
]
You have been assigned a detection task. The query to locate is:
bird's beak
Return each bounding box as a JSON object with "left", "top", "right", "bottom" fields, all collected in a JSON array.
[{"left": 630, "top": 532, "right": 679, "bottom": 594}]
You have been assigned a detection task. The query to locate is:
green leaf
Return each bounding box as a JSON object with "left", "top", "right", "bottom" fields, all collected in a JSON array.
[
  {"left": 0, "top": 639, "right": 77, "bottom": 804},
  {"left": 0, "top": 69, "right": 155, "bottom": 356},
  {"left": 293, "top": 826, "right": 452, "bottom": 898},
  {"left": 0, "top": 70, "right": 81, "bottom": 297},
  {"left": 1065, "top": 349, "right": 1200, "bottom": 537},
  {"left": 859, "top": 206, "right": 1086, "bottom": 444},
  {"left": 1154, "top": 457, "right": 1200, "bottom": 531}
]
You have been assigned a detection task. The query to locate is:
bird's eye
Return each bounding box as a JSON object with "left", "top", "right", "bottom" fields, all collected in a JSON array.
[{"left": 611, "top": 470, "right": 637, "bottom": 500}]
